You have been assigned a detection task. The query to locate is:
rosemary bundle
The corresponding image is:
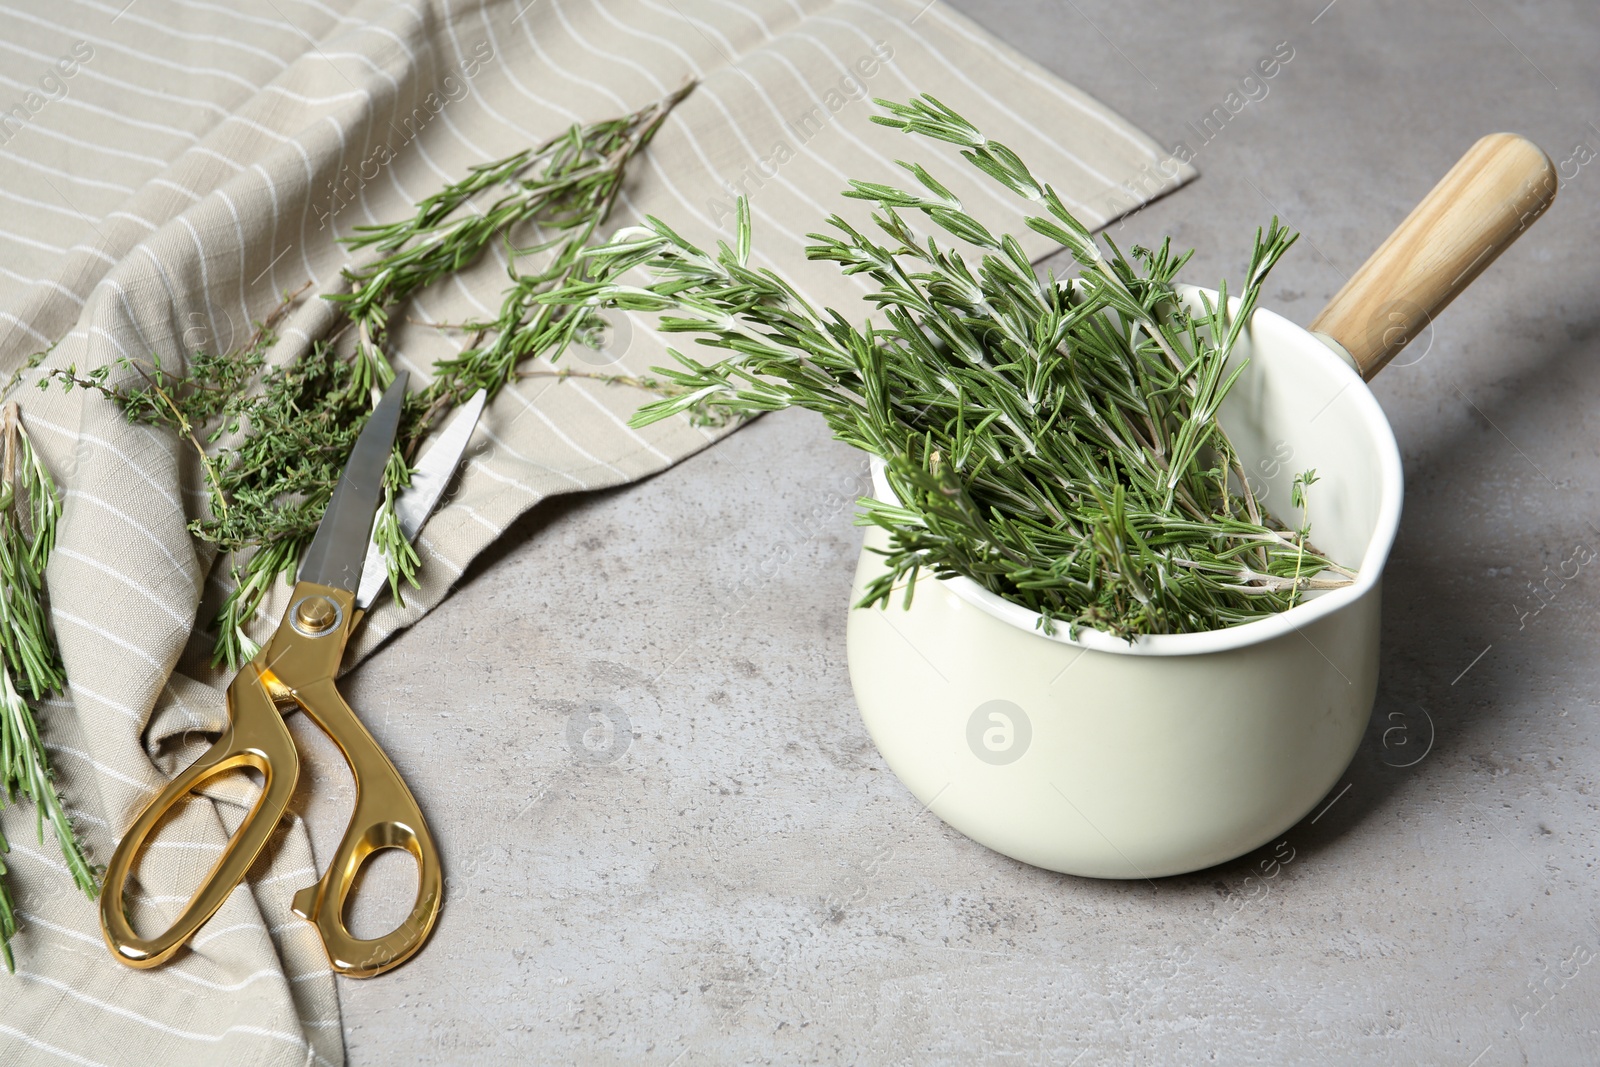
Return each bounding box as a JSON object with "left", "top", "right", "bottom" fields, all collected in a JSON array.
[
  {"left": 0, "top": 403, "right": 97, "bottom": 971},
  {"left": 549, "top": 96, "right": 1353, "bottom": 639}
]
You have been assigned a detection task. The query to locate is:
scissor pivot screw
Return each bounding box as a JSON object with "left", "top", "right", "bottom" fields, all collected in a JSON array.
[{"left": 292, "top": 596, "right": 341, "bottom": 635}]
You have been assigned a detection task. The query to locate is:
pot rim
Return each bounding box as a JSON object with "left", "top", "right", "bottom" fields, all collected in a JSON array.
[{"left": 863, "top": 291, "right": 1404, "bottom": 658}]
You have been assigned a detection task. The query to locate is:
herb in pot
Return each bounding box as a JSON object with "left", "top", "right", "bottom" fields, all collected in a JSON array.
[{"left": 549, "top": 95, "right": 1355, "bottom": 640}]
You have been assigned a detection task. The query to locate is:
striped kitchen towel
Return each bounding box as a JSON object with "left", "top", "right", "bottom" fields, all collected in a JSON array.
[{"left": 0, "top": 0, "right": 1191, "bottom": 1063}]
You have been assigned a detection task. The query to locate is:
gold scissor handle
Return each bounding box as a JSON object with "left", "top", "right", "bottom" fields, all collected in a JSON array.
[
  {"left": 100, "top": 662, "right": 300, "bottom": 968},
  {"left": 101, "top": 581, "right": 442, "bottom": 977},
  {"left": 285, "top": 676, "right": 442, "bottom": 979}
]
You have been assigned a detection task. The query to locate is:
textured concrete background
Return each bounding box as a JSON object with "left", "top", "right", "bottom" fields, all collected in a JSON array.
[{"left": 308, "top": 1, "right": 1600, "bottom": 1062}]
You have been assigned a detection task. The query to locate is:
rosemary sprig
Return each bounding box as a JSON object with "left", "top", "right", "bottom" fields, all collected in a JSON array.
[
  {"left": 0, "top": 402, "right": 97, "bottom": 972},
  {"left": 328, "top": 81, "right": 694, "bottom": 434},
  {"left": 548, "top": 95, "right": 1354, "bottom": 639}
]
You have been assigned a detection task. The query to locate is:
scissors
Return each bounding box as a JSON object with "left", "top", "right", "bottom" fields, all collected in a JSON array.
[{"left": 100, "top": 374, "right": 486, "bottom": 978}]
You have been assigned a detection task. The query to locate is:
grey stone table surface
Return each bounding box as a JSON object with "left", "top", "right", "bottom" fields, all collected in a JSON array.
[{"left": 308, "top": 2, "right": 1600, "bottom": 1063}]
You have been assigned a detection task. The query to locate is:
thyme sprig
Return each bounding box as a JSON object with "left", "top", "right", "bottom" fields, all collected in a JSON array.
[
  {"left": 549, "top": 95, "right": 1353, "bottom": 639},
  {"left": 0, "top": 403, "right": 98, "bottom": 972}
]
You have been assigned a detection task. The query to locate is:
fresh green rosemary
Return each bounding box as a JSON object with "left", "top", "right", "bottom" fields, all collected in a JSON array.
[
  {"left": 549, "top": 95, "right": 1354, "bottom": 639},
  {"left": 329, "top": 81, "right": 694, "bottom": 441},
  {"left": 0, "top": 403, "right": 97, "bottom": 972}
]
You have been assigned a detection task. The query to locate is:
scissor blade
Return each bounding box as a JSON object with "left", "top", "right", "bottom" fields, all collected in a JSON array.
[
  {"left": 354, "top": 388, "right": 486, "bottom": 610},
  {"left": 298, "top": 373, "right": 410, "bottom": 593}
]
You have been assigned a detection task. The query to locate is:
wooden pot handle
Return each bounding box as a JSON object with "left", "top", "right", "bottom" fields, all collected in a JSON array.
[{"left": 1308, "top": 133, "right": 1557, "bottom": 380}]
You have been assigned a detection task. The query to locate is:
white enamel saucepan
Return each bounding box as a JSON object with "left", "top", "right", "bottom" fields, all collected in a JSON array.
[{"left": 846, "top": 134, "right": 1557, "bottom": 878}]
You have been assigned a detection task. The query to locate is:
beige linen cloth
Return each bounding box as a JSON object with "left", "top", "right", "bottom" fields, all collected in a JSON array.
[{"left": 0, "top": 0, "right": 1191, "bottom": 1062}]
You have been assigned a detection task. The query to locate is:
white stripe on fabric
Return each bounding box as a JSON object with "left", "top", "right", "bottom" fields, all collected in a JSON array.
[
  {"left": 0, "top": 37, "right": 230, "bottom": 120},
  {"left": 41, "top": 743, "right": 155, "bottom": 792},
  {"left": 923, "top": 0, "right": 1163, "bottom": 160},
  {"left": 0, "top": 266, "right": 86, "bottom": 305},
  {"left": 53, "top": 608, "right": 171, "bottom": 668},
  {"left": 69, "top": 0, "right": 293, "bottom": 70},
  {"left": 65, "top": 678, "right": 146, "bottom": 721},
  {"left": 0, "top": 309, "right": 53, "bottom": 345},
  {"left": 21, "top": 409, "right": 185, "bottom": 511},
  {"left": 62, "top": 489, "right": 195, "bottom": 576},
  {"left": 54, "top": 549, "right": 196, "bottom": 625},
  {"left": 0, "top": 147, "right": 137, "bottom": 194},
  {"left": 150, "top": 178, "right": 203, "bottom": 203},
  {"left": 0, "top": 1023, "right": 117, "bottom": 1067},
  {"left": 10, "top": 971, "right": 335, "bottom": 1065},
  {"left": 0, "top": 7, "right": 263, "bottom": 93}
]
